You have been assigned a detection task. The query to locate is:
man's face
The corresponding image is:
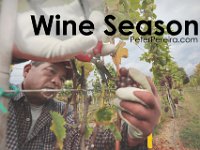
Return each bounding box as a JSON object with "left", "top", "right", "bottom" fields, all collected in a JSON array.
[{"left": 23, "top": 62, "right": 67, "bottom": 101}]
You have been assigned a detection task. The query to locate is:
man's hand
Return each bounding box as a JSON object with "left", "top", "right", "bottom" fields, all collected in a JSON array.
[
  {"left": 13, "top": 0, "right": 115, "bottom": 62},
  {"left": 113, "top": 68, "right": 161, "bottom": 147}
]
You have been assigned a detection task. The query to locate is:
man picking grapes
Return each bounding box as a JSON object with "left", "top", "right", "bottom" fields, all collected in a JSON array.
[{"left": 7, "top": 61, "right": 160, "bottom": 150}]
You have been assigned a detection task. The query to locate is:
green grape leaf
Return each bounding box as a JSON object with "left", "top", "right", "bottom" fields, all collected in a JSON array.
[
  {"left": 105, "top": 0, "right": 119, "bottom": 7},
  {"left": 95, "top": 107, "right": 113, "bottom": 123},
  {"left": 50, "top": 111, "right": 67, "bottom": 150},
  {"left": 105, "top": 124, "right": 122, "bottom": 140},
  {"left": 130, "top": 11, "right": 141, "bottom": 23},
  {"left": 130, "top": 0, "right": 140, "bottom": 10},
  {"left": 85, "top": 125, "right": 94, "bottom": 139},
  {"left": 113, "top": 130, "right": 122, "bottom": 140},
  {"left": 76, "top": 61, "right": 94, "bottom": 79}
]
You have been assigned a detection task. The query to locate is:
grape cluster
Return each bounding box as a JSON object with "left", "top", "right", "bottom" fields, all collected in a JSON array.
[
  {"left": 165, "top": 75, "right": 173, "bottom": 89},
  {"left": 116, "top": 67, "right": 140, "bottom": 88},
  {"left": 173, "top": 97, "right": 179, "bottom": 104},
  {"left": 160, "top": 75, "right": 173, "bottom": 89}
]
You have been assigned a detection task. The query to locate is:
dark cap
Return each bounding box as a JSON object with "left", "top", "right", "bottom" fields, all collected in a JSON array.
[{"left": 31, "top": 61, "right": 73, "bottom": 80}]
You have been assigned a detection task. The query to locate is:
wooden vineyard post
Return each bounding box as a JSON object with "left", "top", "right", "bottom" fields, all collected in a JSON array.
[
  {"left": 166, "top": 87, "right": 176, "bottom": 118},
  {"left": 0, "top": 0, "right": 18, "bottom": 149}
]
